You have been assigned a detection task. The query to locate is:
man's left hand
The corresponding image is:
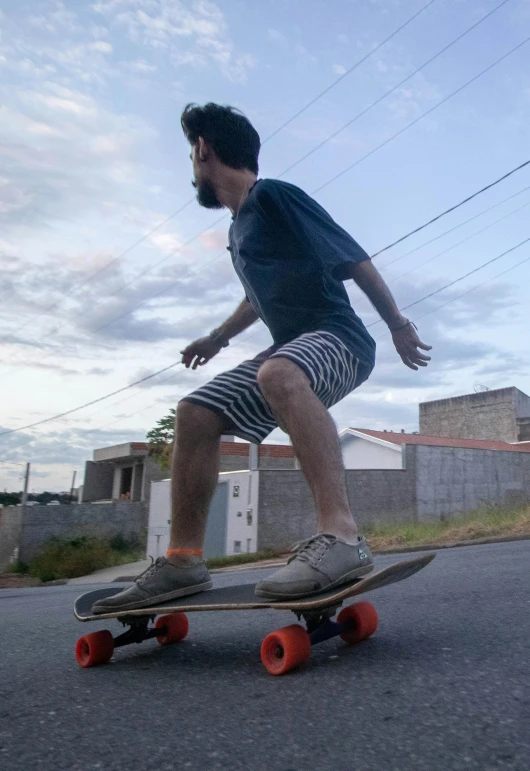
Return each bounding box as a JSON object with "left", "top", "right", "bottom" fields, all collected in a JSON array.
[{"left": 391, "top": 321, "right": 432, "bottom": 371}]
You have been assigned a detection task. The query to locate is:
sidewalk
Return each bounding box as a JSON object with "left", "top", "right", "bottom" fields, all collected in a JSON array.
[{"left": 67, "top": 556, "right": 286, "bottom": 585}]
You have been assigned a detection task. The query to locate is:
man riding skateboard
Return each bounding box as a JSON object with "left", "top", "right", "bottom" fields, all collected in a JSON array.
[{"left": 93, "top": 103, "right": 431, "bottom": 614}]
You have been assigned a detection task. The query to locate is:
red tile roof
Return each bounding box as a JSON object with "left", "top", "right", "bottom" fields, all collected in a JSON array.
[{"left": 352, "top": 429, "right": 530, "bottom": 453}]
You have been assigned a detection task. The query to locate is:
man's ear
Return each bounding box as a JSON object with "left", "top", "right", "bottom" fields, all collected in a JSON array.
[{"left": 197, "top": 136, "right": 209, "bottom": 162}]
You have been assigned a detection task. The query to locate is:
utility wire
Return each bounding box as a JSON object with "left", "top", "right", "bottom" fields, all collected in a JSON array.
[
  {"left": 375, "top": 249, "right": 530, "bottom": 340},
  {"left": 85, "top": 31, "right": 530, "bottom": 335},
  {"left": 2, "top": 1, "right": 437, "bottom": 347},
  {"left": 2, "top": 1, "right": 518, "bottom": 360},
  {"left": 379, "top": 180, "right": 530, "bottom": 269},
  {"left": 348, "top": 191, "right": 530, "bottom": 307},
  {"left": 278, "top": 0, "right": 513, "bottom": 181},
  {"left": 4, "top": 235, "right": 530, "bottom": 442},
  {"left": 4, "top": 158, "right": 530, "bottom": 378},
  {"left": 314, "top": 32, "right": 530, "bottom": 195},
  {"left": 366, "top": 236, "right": 530, "bottom": 328},
  {"left": 0, "top": 361, "right": 182, "bottom": 438},
  {"left": 264, "top": 0, "right": 438, "bottom": 142}
]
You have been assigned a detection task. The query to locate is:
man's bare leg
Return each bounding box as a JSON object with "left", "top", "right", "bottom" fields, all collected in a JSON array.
[
  {"left": 257, "top": 358, "right": 358, "bottom": 543},
  {"left": 166, "top": 401, "right": 228, "bottom": 564}
]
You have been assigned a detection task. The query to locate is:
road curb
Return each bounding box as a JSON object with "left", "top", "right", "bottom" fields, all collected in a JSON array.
[
  {"left": 371, "top": 532, "right": 530, "bottom": 555},
  {"left": 110, "top": 533, "right": 530, "bottom": 581}
]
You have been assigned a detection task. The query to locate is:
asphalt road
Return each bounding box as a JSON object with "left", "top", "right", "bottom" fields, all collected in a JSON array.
[{"left": 1, "top": 541, "right": 528, "bottom": 771}]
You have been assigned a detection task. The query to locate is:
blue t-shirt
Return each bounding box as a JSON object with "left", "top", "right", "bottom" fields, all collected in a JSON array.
[{"left": 228, "top": 179, "right": 376, "bottom": 367}]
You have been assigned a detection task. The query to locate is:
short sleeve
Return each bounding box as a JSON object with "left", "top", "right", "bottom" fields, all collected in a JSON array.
[{"left": 254, "top": 181, "right": 370, "bottom": 280}]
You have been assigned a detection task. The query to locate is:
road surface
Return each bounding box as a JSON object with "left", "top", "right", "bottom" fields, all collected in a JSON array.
[{"left": 0, "top": 541, "right": 528, "bottom": 770}]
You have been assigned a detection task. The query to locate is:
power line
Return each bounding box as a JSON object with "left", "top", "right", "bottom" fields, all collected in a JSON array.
[
  {"left": 278, "top": 0, "right": 513, "bottom": 181},
  {"left": 4, "top": 5, "right": 521, "bottom": 363},
  {"left": 379, "top": 181, "right": 530, "bottom": 270},
  {"left": 314, "top": 32, "right": 530, "bottom": 195},
  {"left": 2, "top": 2, "right": 437, "bottom": 355},
  {"left": 4, "top": 157, "right": 530, "bottom": 381},
  {"left": 85, "top": 32, "right": 530, "bottom": 336},
  {"left": 375, "top": 248, "right": 530, "bottom": 340},
  {"left": 348, "top": 189, "right": 530, "bottom": 307},
  {"left": 0, "top": 361, "right": 182, "bottom": 438},
  {"left": 366, "top": 235, "right": 530, "bottom": 328},
  {"left": 0, "top": 199, "right": 195, "bottom": 344},
  {"left": 4, "top": 236, "right": 530, "bottom": 442},
  {"left": 264, "top": 0, "right": 438, "bottom": 142}
]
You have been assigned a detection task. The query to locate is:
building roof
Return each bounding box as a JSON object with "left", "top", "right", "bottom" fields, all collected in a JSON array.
[{"left": 352, "top": 428, "right": 530, "bottom": 453}]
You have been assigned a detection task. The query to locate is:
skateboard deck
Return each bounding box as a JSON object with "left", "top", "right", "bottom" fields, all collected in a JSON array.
[{"left": 74, "top": 553, "right": 435, "bottom": 675}]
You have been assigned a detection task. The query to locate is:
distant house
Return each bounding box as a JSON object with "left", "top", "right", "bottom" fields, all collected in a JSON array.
[
  {"left": 339, "top": 428, "right": 530, "bottom": 470},
  {"left": 80, "top": 437, "right": 297, "bottom": 504}
]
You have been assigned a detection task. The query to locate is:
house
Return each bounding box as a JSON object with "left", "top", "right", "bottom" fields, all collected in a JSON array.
[
  {"left": 339, "top": 427, "right": 530, "bottom": 470},
  {"left": 80, "top": 437, "right": 297, "bottom": 505}
]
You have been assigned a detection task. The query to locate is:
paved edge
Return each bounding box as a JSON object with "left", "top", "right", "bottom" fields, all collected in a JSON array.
[
  {"left": 110, "top": 533, "right": 530, "bottom": 581},
  {"left": 2, "top": 533, "right": 527, "bottom": 588}
]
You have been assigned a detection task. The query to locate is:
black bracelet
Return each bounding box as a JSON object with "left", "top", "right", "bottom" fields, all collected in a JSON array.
[
  {"left": 390, "top": 319, "right": 414, "bottom": 333},
  {"left": 209, "top": 328, "right": 230, "bottom": 348}
]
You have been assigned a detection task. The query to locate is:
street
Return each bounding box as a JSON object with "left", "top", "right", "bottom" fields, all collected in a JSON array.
[{"left": 0, "top": 541, "right": 528, "bottom": 771}]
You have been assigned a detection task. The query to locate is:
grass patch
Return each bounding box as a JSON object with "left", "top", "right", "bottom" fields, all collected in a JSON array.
[
  {"left": 27, "top": 536, "right": 141, "bottom": 582},
  {"left": 207, "top": 549, "right": 281, "bottom": 569},
  {"left": 364, "top": 505, "right": 530, "bottom": 550}
]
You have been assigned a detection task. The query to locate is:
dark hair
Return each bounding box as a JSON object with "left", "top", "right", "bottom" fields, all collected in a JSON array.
[{"left": 181, "top": 103, "right": 260, "bottom": 174}]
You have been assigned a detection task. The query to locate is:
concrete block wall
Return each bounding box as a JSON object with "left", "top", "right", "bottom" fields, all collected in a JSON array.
[
  {"left": 10, "top": 502, "right": 148, "bottom": 564},
  {"left": 419, "top": 388, "right": 519, "bottom": 443},
  {"left": 257, "top": 462, "right": 416, "bottom": 552},
  {"left": 415, "top": 445, "right": 530, "bottom": 520},
  {"left": 0, "top": 506, "right": 24, "bottom": 570}
]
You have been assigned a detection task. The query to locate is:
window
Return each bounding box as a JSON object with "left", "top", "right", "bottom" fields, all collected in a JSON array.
[{"left": 233, "top": 541, "right": 242, "bottom": 554}]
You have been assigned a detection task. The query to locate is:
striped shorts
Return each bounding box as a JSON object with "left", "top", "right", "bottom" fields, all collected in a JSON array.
[{"left": 182, "top": 331, "right": 373, "bottom": 444}]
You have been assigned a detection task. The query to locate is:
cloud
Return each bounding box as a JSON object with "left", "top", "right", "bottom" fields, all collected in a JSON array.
[
  {"left": 0, "top": 86, "right": 155, "bottom": 233},
  {"left": 94, "top": 0, "right": 256, "bottom": 82},
  {"left": 332, "top": 64, "right": 347, "bottom": 76}
]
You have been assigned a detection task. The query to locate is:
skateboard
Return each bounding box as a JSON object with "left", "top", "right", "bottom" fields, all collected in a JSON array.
[{"left": 74, "top": 553, "right": 434, "bottom": 675}]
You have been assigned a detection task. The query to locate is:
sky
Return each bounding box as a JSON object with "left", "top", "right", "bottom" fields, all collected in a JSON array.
[{"left": 1, "top": 0, "right": 529, "bottom": 493}]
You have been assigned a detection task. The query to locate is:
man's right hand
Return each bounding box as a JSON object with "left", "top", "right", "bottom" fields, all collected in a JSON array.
[{"left": 180, "top": 336, "right": 223, "bottom": 369}]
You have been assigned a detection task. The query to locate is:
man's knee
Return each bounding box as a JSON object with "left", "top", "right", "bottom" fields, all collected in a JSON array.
[
  {"left": 257, "top": 358, "right": 309, "bottom": 403},
  {"left": 176, "top": 401, "right": 225, "bottom": 440}
]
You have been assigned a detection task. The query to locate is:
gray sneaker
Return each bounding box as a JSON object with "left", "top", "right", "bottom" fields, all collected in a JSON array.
[
  {"left": 254, "top": 534, "right": 374, "bottom": 600},
  {"left": 91, "top": 557, "right": 212, "bottom": 614}
]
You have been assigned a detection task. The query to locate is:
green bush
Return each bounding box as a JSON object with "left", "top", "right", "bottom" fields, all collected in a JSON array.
[{"left": 28, "top": 536, "right": 140, "bottom": 582}]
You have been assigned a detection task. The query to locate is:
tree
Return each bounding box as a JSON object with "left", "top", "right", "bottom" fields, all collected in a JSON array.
[
  {"left": 147, "top": 408, "right": 176, "bottom": 470},
  {"left": 0, "top": 492, "right": 20, "bottom": 506}
]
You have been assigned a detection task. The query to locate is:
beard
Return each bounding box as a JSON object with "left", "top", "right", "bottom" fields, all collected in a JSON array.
[{"left": 193, "top": 179, "right": 223, "bottom": 209}]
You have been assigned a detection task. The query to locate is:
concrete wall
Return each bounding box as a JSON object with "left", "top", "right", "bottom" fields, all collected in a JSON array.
[
  {"left": 415, "top": 445, "right": 530, "bottom": 520},
  {"left": 220, "top": 456, "right": 249, "bottom": 472},
  {"left": 257, "top": 454, "right": 416, "bottom": 552},
  {"left": 341, "top": 434, "right": 402, "bottom": 469},
  {"left": 0, "top": 506, "right": 24, "bottom": 570},
  {"left": 3, "top": 502, "right": 148, "bottom": 565},
  {"left": 419, "top": 387, "right": 519, "bottom": 443},
  {"left": 81, "top": 461, "right": 114, "bottom": 502},
  {"left": 219, "top": 454, "right": 295, "bottom": 472}
]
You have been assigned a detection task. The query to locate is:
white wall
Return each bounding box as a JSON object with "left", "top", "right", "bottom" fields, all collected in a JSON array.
[
  {"left": 340, "top": 435, "right": 402, "bottom": 469},
  {"left": 147, "top": 471, "right": 259, "bottom": 559},
  {"left": 147, "top": 479, "right": 171, "bottom": 559}
]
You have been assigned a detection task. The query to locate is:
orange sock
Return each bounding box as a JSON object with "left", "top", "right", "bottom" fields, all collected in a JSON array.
[{"left": 166, "top": 548, "right": 203, "bottom": 556}]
